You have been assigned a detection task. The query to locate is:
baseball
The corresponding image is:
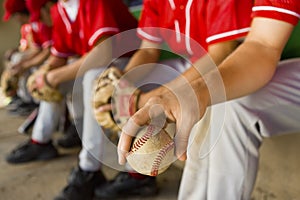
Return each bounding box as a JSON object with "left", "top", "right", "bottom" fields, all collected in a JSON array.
[{"left": 126, "top": 124, "right": 176, "bottom": 176}]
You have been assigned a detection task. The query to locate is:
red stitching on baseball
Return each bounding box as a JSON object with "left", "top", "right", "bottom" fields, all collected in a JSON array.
[
  {"left": 151, "top": 140, "right": 174, "bottom": 176},
  {"left": 128, "top": 125, "right": 155, "bottom": 154}
]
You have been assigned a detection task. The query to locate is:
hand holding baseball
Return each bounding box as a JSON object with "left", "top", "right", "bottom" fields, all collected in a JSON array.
[
  {"left": 118, "top": 81, "right": 205, "bottom": 165},
  {"left": 126, "top": 123, "right": 176, "bottom": 176}
]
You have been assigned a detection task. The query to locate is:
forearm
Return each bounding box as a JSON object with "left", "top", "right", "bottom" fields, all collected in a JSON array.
[
  {"left": 46, "top": 54, "right": 68, "bottom": 69},
  {"left": 124, "top": 49, "right": 160, "bottom": 72},
  {"left": 208, "top": 40, "right": 240, "bottom": 66},
  {"left": 213, "top": 41, "right": 280, "bottom": 102},
  {"left": 192, "top": 40, "right": 281, "bottom": 109},
  {"left": 139, "top": 55, "right": 213, "bottom": 107},
  {"left": 143, "top": 18, "right": 293, "bottom": 108},
  {"left": 79, "top": 36, "right": 112, "bottom": 74},
  {"left": 48, "top": 56, "right": 85, "bottom": 86},
  {"left": 15, "top": 48, "right": 40, "bottom": 65},
  {"left": 22, "top": 48, "right": 50, "bottom": 69},
  {"left": 139, "top": 40, "right": 240, "bottom": 107},
  {"left": 123, "top": 40, "right": 161, "bottom": 82}
]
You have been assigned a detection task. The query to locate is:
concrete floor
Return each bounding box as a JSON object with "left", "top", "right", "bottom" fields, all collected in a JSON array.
[{"left": 0, "top": 102, "right": 299, "bottom": 200}]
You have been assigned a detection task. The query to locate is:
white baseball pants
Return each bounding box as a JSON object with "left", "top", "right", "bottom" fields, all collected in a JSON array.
[
  {"left": 31, "top": 77, "right": 84, "bottom": 143},
  {"left": 179, "top": 58, "right": 300, "bottom": 200}
]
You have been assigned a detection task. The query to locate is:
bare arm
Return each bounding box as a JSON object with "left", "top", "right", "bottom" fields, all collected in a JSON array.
[
  {"left": 22, "top": 47, "right": 51, "bottom": 70},
  {"left": 139, "top": 40, "right": 241, "bottom": 107},
  {"left": 46, "top": 36, "right": 113, "bottom": 87},
  {"left": 118, "top": 17, "right": 295, "bottom": 163},
  {"left": 122, "top": 40, "right": 161, "bottom": 82},
  {"left": 199, "top": 18, "right": 294, "bottom": 105},
  {"left": 46, "top": 56, "right": 85, "bottom": 87},
  {"left": 124, "top": 40, "right": 161, "bottom": 72},
  {"left": 208, "top": 40, "right": 240, "bottom": 66},
  {"left": 10, "top": 47, "right": 40, "bottom": 75}
]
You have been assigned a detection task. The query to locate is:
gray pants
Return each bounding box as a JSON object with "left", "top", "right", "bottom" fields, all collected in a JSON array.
[
  {"left": 179, "top": 58, "right": 300, "bottom": 200},
  {"left": 31, "top": 77, "right": 83, "bottom": 142}
]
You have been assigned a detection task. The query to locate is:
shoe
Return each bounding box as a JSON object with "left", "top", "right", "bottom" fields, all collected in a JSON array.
[
  {"left": 54, "top": 167, "right": 106, "bottom": 200},
  {"left": 6, "top": 140, "right": 58, "bottom": 164},
  {"left": 56, "top": 124, "right": 81, "bottom": 148},
  {"left": 17, "top": 108, "right": 38, "bottom": 134},
  {"left": 9, "top": 102, "right": 38, "bottom": 116},
  {"left": 94, "top": 172, "right": 158, "bottom": 199},
  {"left": 5, "top": 95, "right": 23, "bottom": 111}
]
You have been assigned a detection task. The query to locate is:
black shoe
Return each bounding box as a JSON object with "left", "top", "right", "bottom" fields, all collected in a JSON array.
[
  {"left": 54, "top": 167, "right": 107, "bottom": 200},
  {"left": 6, "top": 140, "right": 58, "bottom": 164},
  {"left": 6, "top": 95, "right": 23, "bottom": 111},
  {"left": 94, "top": 172, "right": 158, "bottom": 199},
  {"left": 9, "top": 102, "right": 38, "bottom": 116},
  {"left": 56, "top": 124, "right": 81, "bottom": 148}
]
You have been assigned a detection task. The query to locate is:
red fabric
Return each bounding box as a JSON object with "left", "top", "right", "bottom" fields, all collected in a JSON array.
[
  {"left": 252, "top": 0, "right": 300, "bottom": 25},
  {"left": 26, "top": 0, "right": 51, "bottom": 22},
  {"left": 31, "top": 139, "right": 49, "bottom": 145},
  {"left": 19, "top": 24, "right": 32, "bottom": 51},
  {"left": 138, "top": 0, "right": 253, "bottom": 62},
  {"left": 50, "top": 0, "right": 138, "bottom": 58},
  {"left": 3, "top": 0, "right": 27, "bottom": 21},
  {"left": 128, "top": 172, "right": 149, "bottom": 180},
  {"left": 31, "top": 22, "right": 53, "bottom": 48},
  {"left": 138, "top": 0, "right": 207, "bottom": 62},
  {"left": 206, "top": 0, "right": 252, "bottom": 44}
]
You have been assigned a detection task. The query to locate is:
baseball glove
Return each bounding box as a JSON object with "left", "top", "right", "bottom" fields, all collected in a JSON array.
[
  {"left": 0, "top": 69, "right": 19, "bottom": 97},
  {"left": 92, "top": 67, "right": 141, "bottom": 133},
  {"left": 27, "top": 68, "right": 63, "bottom": 102}
]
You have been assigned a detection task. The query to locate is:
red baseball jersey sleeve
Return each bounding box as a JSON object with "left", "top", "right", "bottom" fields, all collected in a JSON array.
[
  {"left": 252, "top": 0, "right": 300, "bottom": 25},
  {"left": 19, "top": 24, "right": 32, "bottom": 51},
  {"left": 31, "top": 22, "right": 53, "bottom": 49}
]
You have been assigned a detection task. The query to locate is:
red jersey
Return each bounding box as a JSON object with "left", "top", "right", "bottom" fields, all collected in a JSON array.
[
  {"left": 30, "top": 22, "right": 53, "bottom": 49},
  {"left": 50, "top": 0, "right": 138, "bottom": 58},
  {"left": 138, "top": 0, "right": 253, "bottom": 62},
  {"left": 19, "top": 24, "right": 32, "bottom": 51},
  {"left": 252, "top": 0, "right": 300, "bottom": 25}
]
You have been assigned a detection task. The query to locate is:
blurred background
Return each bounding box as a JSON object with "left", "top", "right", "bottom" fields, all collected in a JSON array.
[
  {"left": 0, "top": 0, "right": 19, "bottom": 73},
  {"left": 0, "top": 0, "right": 299, "bottom": 199}
]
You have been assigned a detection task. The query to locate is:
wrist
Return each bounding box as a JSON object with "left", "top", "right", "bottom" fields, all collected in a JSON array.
[
  {"left": 46, "top": 71, "right": 59, "bottom": 88},
  {"left": 193, "top": 78, "right": 210, "bottom": 112},
  {"left": 138, "top": 92, "right": 148, "bottom": 109},
  {"left": 137, "top": 85, "right": 170, "bottom": 109},
  {"left": 21, "top": 61, "right": 29, "bottom": 70}
]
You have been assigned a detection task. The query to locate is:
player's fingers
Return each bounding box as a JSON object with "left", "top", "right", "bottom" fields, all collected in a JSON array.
[
  {"left": 35, "top": 74, "right": 45, "bottom": 89},
  {"left": 96, "top": 104, "right": 112, "bottom": 112},
  {"left": 128, "top": 105, "right": 152, "bottom": 128},
  {"left": 118, "top": 101, "right": 167, "bottom": 165},
  {"left": 118, "top": 117, "right": 142, "bottom": 165},
  {"left": 118, "top": 103, "right": 159, "bottom": 164},
  {"left": 147, "top": 104, "right": 167, "bottom": 130},
  {"left": 117, "top": 133, "right": 132, "bottom": 165}
]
